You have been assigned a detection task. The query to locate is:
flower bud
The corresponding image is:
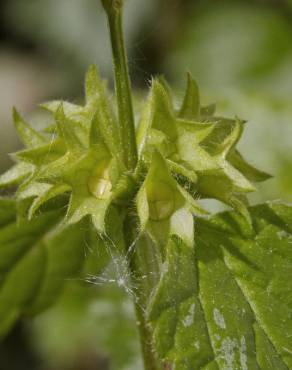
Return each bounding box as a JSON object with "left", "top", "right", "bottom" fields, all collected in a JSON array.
[
  {"left": 88, "top": 159, "right": 112, "bottom": 199},
  {"left": 147, "top": 180, "right": 175, "bottom": 221}
]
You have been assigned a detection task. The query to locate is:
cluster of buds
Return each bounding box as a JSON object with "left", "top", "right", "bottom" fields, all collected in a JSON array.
[{"left": 0, "top": 66, "right": 270, "bottom": 246}]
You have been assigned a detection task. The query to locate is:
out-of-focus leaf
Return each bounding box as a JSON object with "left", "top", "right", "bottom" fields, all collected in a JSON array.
[{"left": 0, "top": 198, "right": 103, "bottom": 336}]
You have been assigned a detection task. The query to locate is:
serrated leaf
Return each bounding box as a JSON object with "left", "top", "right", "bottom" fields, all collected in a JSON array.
[
  {"left": 148, "top": 236, "right": 215, "bottom": 369},
  {"left": 149, "top": 202, "right": 292, "bottom": 369}
]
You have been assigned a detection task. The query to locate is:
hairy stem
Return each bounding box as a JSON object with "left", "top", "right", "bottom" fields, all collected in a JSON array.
[
  {"left": 124, "top": 218, "right": 161, "bottom": 370},
  {"left": 103, "top": 2, "right": 138, "bottom": 170},
  {"left": 101, "top": 2, "right": 158, "bottom": 368}
]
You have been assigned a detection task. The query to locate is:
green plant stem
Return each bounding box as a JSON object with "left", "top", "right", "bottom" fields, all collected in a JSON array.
[
  {"left": 124, "top": 218, "right": 160, "bottom": 370},
  {"left": 102, "top": 2, "right": 158, "bottom": 368},
  {"left": 131, "top": 240, "right": 160, "bottom": 370},
  {"left": 104, "top": 4, "right": 138, "bottom": 170}
]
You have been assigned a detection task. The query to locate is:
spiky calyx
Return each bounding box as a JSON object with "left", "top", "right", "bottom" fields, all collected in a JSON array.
[{"left": 0, "top": 66, "right": 270, "bottom": 243}]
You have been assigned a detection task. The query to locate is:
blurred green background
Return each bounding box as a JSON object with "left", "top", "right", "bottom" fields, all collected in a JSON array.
[{"left": 0, "top": 0, "right": 291, "bottom": 369}]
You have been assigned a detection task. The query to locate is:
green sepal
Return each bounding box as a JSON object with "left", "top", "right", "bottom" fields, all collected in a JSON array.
[
  {"left": 55, "top": 104, "right": 85, "bottom": 152},
  {"left": 200, "top": 117, "right": 245, "bottom": 156},
  {"left": 40, "top": 100, "right": 84, "bottom": 117},
  {"left": 14, "top": 139, "right": 66, "bottom": 166},
  {"left": 13, "top": 108, "right": 46, "bottom": 148},
  {"left": 228, "top": 149, "right": 272, "bottom": 183},
  {"left": 201, "top": 103, "right": 216, "bottom": 117},
  {"left": 138, "top": 77, "right": 264, "bottom": 220},
  {"left": 85, "top": 65, "right": 123, "bottom": 165},
  {"left": 136, "top": 152, "right": 205, "bottom": 249},
  {"left": 28, "top": 183, "right": 71, "bottom": 219},
  {"left": 0, "top": 162, "right": 33, "bottom": 189},
  {"left": 178, "top": 72, "right": 200, "bottom": 120}
]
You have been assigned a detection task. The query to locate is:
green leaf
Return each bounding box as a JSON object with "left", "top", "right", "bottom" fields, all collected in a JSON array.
[
  {"left": 0, "top": 199, "right": 16, "bottom": 226},
  {"left": 26, "top": 221, "right": 89, "bottom": 314},
  {"left": 149, "top": 236, "right": 215, "bottom": 369},
  {"left": 0, "top": 198, "right": 98, "bottom": 336},
  {"left": 149, "top": 202, "right": 292, "bottom": 369}
]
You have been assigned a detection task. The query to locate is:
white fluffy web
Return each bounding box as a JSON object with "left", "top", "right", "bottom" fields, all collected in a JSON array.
[{"left": 82, "top": 230, "right": 157, "bottom": 314}]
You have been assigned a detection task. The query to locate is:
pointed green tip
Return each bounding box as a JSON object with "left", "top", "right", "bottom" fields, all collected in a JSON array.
[
  {"left": 101, "top": 0, "right": 123, "bottom": 13},
  {"left": 151, "top": 78, "right": 172, "bottom": 108},
  {"left": 85, "top": 64, "right": 103, "bottom": 101},
  {"left": 55, "top": 102, "right": 65, "bottom": 120},
  {"left": 54, "top": 102, "right": 65, "bottom": 134},
  {"left": 179, "top": 71, "right": 200, "bottom": 119},
  {"left": 12, "top": 107, "right": 21, "bottom": 126}
]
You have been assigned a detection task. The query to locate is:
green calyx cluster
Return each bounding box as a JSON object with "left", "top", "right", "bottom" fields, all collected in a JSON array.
[
  {"left": 0, "top": 67, "right": 270, "bottom": 240},
  {"left": 0, "top": 3, "right": 291, "bottom": 369}
]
